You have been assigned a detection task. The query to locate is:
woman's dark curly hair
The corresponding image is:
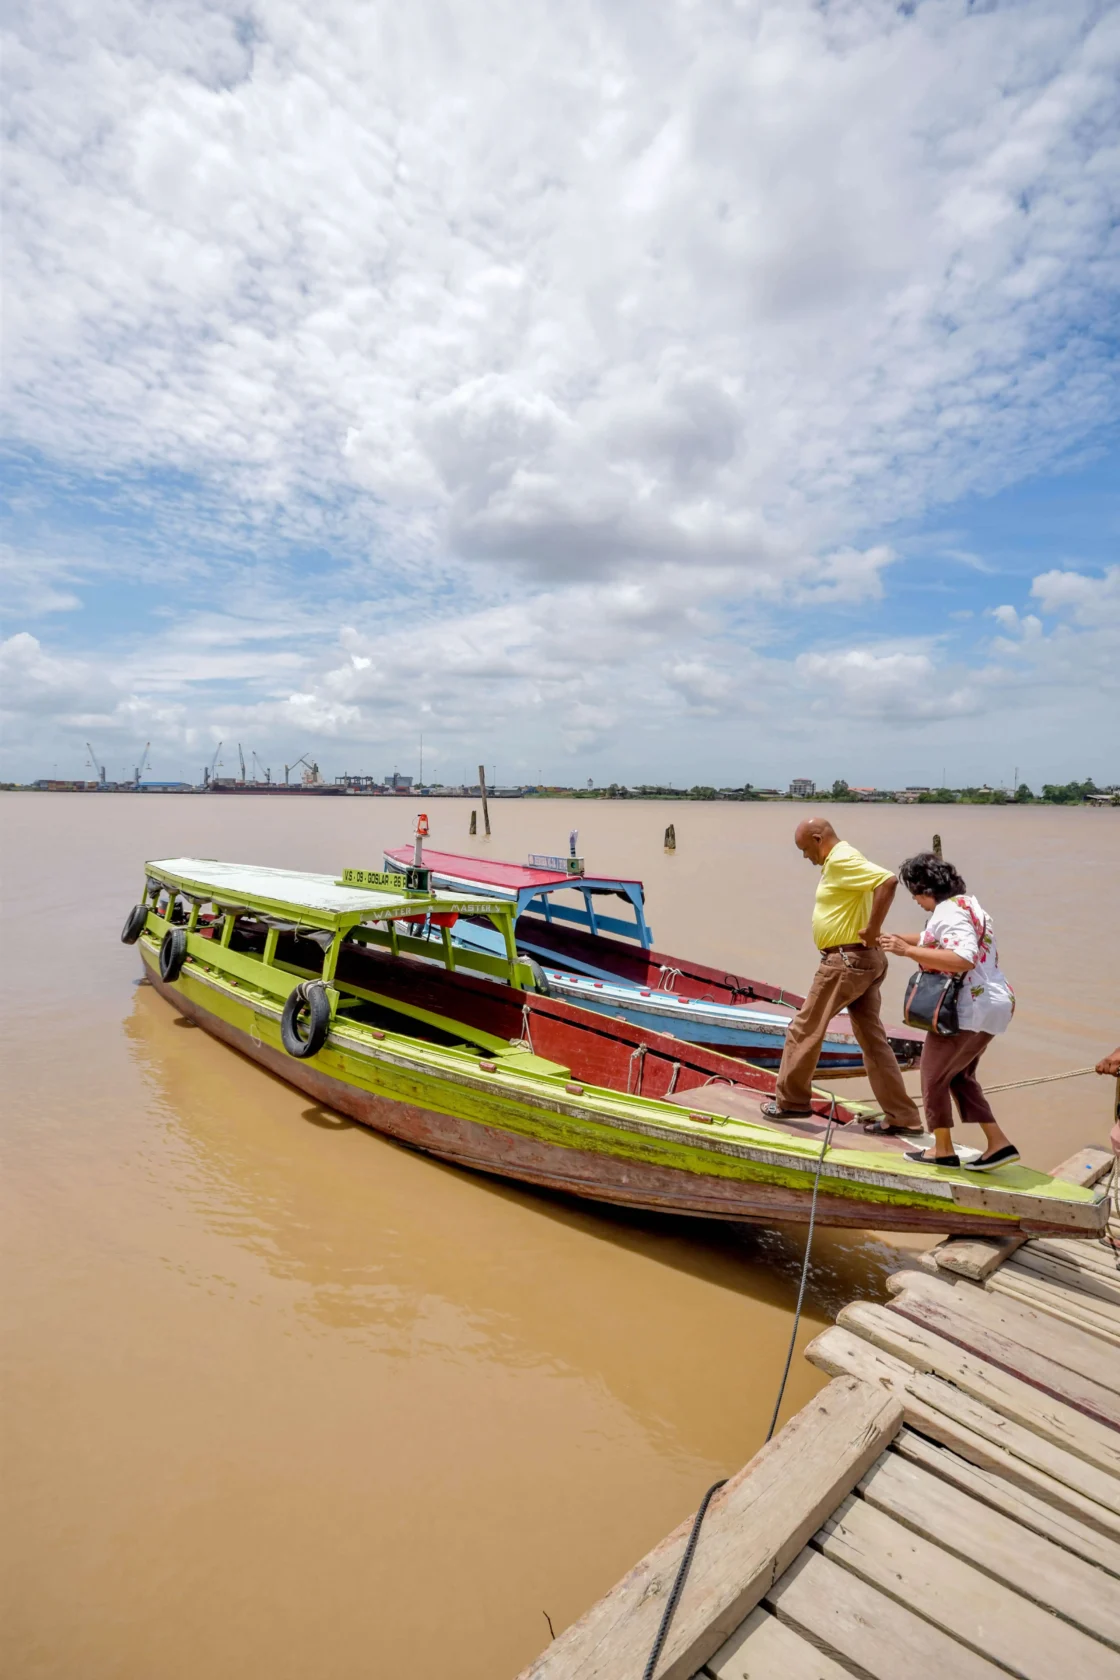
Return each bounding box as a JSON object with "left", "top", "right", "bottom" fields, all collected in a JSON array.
[{"left": 898, "top": 852, "right": 967, "bottom": 902}]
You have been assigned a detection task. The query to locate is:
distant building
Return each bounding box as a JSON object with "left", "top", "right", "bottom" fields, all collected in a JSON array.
[
  {"left": 385, "top": 772, "right": 413, "bottom": 791},
  {"left": 895, "top": 787, "right": 929, "bottom": 803},
  {"left": 789, "top": 778, "right": 814, "bottom": 798}
]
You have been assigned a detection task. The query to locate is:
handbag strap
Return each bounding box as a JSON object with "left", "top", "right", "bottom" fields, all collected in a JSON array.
[{"left": 953, "top": 895, "right": 990, "bottom": 963}]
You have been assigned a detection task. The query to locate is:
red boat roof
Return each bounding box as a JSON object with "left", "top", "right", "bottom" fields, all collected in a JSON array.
[{"left": 384, "top": 846, "right": 641, "bottom": 892}]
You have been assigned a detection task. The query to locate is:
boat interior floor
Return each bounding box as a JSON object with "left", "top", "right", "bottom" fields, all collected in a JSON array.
[{"left": 665, "top": 1084, "right": 927, "bottom": 1153}]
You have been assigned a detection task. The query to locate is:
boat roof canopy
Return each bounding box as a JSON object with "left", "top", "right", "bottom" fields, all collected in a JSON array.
[
  {"left": 146, "top": 857, "right": 513, "bottom": 933},
  {"left": 384, "top": 846, "right": 642, "bottom": 895},
  {"left": 383, "top": 845, "right": 653, "bottom": 948}
]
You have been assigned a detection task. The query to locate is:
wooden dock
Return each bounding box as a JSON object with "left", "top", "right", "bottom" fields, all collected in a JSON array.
[{"left": 518, "top": 1146, "right": 1119, "bottom": 1680}]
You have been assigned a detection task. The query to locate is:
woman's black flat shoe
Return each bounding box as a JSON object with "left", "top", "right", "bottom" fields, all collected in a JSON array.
[
  {"left": 963, "top": 1146, "right": 1021, "bottom": 1172},
  {"left": 904, "top": 1148, "right": 961, "bottom": 1167}
]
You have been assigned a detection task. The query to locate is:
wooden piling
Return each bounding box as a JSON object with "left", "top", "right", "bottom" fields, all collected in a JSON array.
[
  {"left": 664, "top": 823, "right": 676, "bottom": 851},
  {"left": 470, "top": 809, "right": 477, "bottom": 836},
  {"left": 519, "top": 1143, "right": 1120, "bottom": 1680},
  {"left": 478, "top": 765, "right": 491, "bottom": 837},
  {"left": 932, "top": 832, "right": 943, "bottom": 860}
]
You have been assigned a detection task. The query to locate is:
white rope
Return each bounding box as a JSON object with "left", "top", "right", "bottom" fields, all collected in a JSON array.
[{"left": 814, "top": 1062, "right": 1099, "bottom": 1115}]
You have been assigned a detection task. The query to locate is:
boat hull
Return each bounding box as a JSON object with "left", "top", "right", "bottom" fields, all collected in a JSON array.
[{"left": 140, "top": 950, "right": 1091, "bottom": 1237}]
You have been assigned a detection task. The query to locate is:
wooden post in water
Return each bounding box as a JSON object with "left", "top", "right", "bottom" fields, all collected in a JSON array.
[
  {"left": 664, "top": 822, "right": 676, "bottom": 851},
  {"left": 932, "top": 832, "right": 943, "bottom": 860},
  {"left": 478, "top": 765, "right": 491, "bottom": 837},
  {"left": 469, "top": 809, "right": 477, "bottom": 836}
]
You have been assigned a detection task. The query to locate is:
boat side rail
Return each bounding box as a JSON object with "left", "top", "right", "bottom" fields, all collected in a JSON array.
[
  {"left": 348, "top": 922, "right": 535, "bottom": 988},
  {"left": 520, "top": 898, "right": 652, "bottom": 944}
]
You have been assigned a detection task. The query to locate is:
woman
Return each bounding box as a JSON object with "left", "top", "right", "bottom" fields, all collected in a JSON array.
[{"left": 879, "top": 853, "right": 1018, "bottom": 1171}]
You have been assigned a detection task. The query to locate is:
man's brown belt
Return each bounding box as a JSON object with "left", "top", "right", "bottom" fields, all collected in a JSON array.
[{"left": 819, "top": 942, "right": 867, "bottom": 954}]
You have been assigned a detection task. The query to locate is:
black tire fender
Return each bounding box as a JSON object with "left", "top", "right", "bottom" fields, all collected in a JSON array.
[
  {"left": 159, "top": 926, "right": 188, "bottom": 983},
  {"left": 281, "top": 982, "right": 331, "bottom": 1059},
  {"left": 121, "top": 904, "right": 148, "bottom": 944}
]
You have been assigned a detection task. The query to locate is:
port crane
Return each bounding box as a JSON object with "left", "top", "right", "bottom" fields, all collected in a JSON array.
[
  {"left": 237, "top": 742, "right": 247, "bottom": 783},
  {"left": 251, "top": 750, "right": 271, "bottom": 784},
  {"left": 133, "top": 742, "right": 151, "bottom": 787},
  {"left": 204, "top": 740, "right": 223, "bottom": 788},
  {"left": 85, "top": 741, "right": 106, "bottom": 787},
  {"left": 284, "top": 753, "right": 312, "bottom": 785}
]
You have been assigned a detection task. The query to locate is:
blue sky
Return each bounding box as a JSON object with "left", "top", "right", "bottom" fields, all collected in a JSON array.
[{"left": 3, "top": 0, "right": 1118, "bottom": 789}]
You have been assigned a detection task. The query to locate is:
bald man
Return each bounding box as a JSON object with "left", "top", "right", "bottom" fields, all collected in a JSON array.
[{"left": 760, "top": 820, "right": 923, "bottom": 1130}]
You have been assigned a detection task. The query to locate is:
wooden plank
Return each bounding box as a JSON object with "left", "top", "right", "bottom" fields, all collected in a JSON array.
[
  {"left": 1013, "top": 1247, "right": 1120, "bottom": 1307},
  {"left": 1048, "top": 1145, "right": 1116, "bottom": 1187},
  {"left": 705, "top": 1604, "right": 853, "bottom": 1679},
  {"left": 763, "top": 1547, "right": 1004, "bottom": 1680},
  {"left": 991, "top": 1269, "right": 1120, "bottom": 1346},
  {"left": 1031, "top": 1235, "right": 1120, "bottom": 1278},
  {"left": 807, "top": 1325, "right": 1120, "bottom": 1530},
  {"left": 893, "top": 1429, "right": 1120, "bottom": 1579},
  {"left": 858, "top": 1450, "right": 1120, "bottom": 1648},
  {"left": 818, "top": 1495, "right": 1117, "bottom": 1679},
  {"left": 838, "top": 1300, "right": 1120, "bottom": 1474},
  {"left": 922, "top": 1233, "right": 1025, "bottom": 1280},
  {"left": 886, "top": 1279, "right": 1120, "bottom": 1429},
  {"left": 514, "top": 1377, "right": 902, "bottom": 1680},
  {"left": 886, "top": 1268, "right": 1120, "bottom": 1400}
]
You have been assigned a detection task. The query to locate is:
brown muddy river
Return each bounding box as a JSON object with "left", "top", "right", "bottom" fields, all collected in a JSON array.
[{"left": 2, "top": 793, "right": 1116, "bottom": 1678}]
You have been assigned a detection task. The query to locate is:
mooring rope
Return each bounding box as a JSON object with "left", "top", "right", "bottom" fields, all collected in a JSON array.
[
  {"left": 811, "top": 1062, "right": 1099, "bottom": 1119},
  {"left": 641, "top": 1098, "right": 838, "bottom": 1680}
]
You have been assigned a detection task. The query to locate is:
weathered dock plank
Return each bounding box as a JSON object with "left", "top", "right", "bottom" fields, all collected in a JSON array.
[
  {"left": 515, "top": 1377, "right": 900, "bottom": 1680},
  {"left": 893, "top": 1428, "right": 1120, "bottom": 1578},
  {"left": 762, "top": 1547, "right": 1005, "bottom": 1680},
  {"left": 807, "top": 1325, "right": 1120, "bottom": 1532},
  {"left": 886, "top": 1268, "right": 1120, "bottom": 1401},
  {"left": 703, "top": 1604, "right": 852, "bottom": 1679},
  {"left": 857, "top": 1450, "right": 1120, "bottom": 1647},
  {"left": 990, "top": 1266, "right": 1120, "bottom": 1345},
  {"left": 837, "top": 1299, "right": 1120, "bottom": 1471},
  {"left": 1011, "top": 1246, "right": 1120, "bottom": 1307},
  {"left": 817, "top": 1493, "right": 1119, "bottom": 1679}
]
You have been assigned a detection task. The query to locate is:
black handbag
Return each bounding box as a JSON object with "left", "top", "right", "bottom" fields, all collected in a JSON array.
[{"left": 902, "top": 967, "right": 964, "bottom": 1035}]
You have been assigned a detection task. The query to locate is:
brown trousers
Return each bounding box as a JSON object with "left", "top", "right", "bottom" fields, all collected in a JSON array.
[
  {"left": 920, "top": 1029, "right": 996, "bottom": 1132},
  {"left": 775, "top": 948, "right": 922, "bottom": 1126}
]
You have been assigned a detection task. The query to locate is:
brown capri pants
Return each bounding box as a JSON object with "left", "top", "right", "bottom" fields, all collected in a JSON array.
[{"left": 920, "top": 1029, "right": 997, "bottom": 1132}]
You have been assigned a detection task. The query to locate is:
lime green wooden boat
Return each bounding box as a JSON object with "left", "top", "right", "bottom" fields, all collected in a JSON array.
[{"left": 125, "top": 858, "right": 1108, "bottom": 1239}]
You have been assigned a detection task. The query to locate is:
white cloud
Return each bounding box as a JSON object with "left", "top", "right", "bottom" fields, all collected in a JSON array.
[
  {"left": 795, "top": 647, "right": 980, "bottom": 722},
  {"left": 1030, "top": 564, "right": 1120, "bottom": 624},
  {"left": 4, "top": 0, "right": 1119, "bottom": 583}
]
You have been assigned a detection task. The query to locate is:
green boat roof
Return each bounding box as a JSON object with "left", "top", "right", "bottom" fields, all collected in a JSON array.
[{"left": 146, "top": 857, "right": 512, "bottom": 933}]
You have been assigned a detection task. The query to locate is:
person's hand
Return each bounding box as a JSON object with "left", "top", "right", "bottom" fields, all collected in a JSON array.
[
  {"left": 878, "top": 933, "right": 909, "bottom": 956},
  {"left": 1096, "top": 1048, "right": 1120, "bottom": 1077}
]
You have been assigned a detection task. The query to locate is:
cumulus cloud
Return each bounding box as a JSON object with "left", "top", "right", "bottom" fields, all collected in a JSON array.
[
  {"left": 2, "top": 1, "right": 1118, "bottom": 782},
  {"left": 1031, "top": 565, "right": 1120, "bottom": 624},
  {"left": 795, "top": 647, "right": 980, "bottom": 722},
  {"left": 5, "top": 0, "right": 1119, "bottom": 581}
]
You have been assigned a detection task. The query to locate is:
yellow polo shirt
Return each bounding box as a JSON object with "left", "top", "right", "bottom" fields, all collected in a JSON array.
[{"left": 812, "top": 841, "right": 894, "bottom": 950}]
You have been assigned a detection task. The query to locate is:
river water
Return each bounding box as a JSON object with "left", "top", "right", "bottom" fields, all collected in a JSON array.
[{"left": 2, "top": 794, "right": 1116, "bottom": 1678}]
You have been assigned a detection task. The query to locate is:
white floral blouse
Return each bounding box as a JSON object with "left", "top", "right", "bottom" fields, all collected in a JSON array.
[{"left": 919, "top": 894, "right": 1015, "bottom": 1036}]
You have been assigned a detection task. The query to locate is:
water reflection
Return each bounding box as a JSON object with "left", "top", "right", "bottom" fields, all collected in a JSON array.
[{"left": 123, "top": 975, "right": 905, "bottom": 1457}]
